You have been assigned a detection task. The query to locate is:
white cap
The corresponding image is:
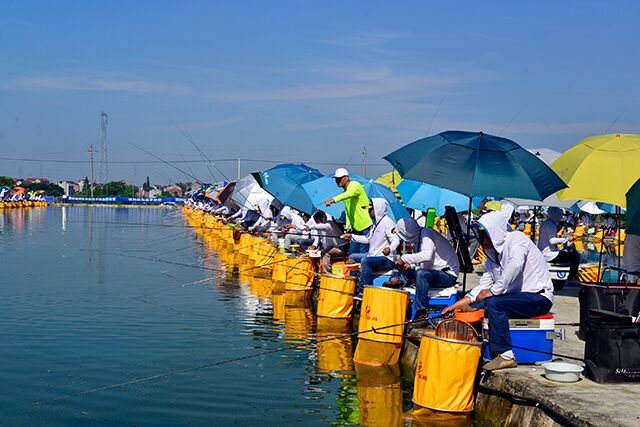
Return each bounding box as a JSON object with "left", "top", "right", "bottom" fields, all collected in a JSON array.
[{"left": 333, "top": 168, "right": 349, "bottom": 178}]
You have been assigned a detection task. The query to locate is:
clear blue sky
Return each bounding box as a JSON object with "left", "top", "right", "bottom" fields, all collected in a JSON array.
[{"left": 1, "top": 1, "right": 638, "bottom": 184}]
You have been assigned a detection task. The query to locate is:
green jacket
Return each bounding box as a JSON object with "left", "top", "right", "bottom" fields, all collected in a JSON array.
[{"left": 332, "top": 181, "right": 373, "bottom": 232}]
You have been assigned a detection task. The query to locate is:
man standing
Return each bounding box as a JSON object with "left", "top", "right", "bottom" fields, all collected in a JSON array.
[{"left": 324, "top": 168, "right": 373, "bottom": 256}]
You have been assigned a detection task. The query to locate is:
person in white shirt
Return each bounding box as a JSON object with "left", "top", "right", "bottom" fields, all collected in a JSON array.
[
  {"left": 342, "top": 198, "right": 399, "bottom": 292},
  {"left": 251, "top": 199, "right": 276, "bottom": 232},
  {"left": 280, "top": 207, "right": 310, "bottom": 250},
  {"left": 443, "top": 211, "right": 554, "bottom": 371},
  {"left": 538, "top": 207, "right": 580, "bottom": 280},
  {"left": 307, "top": 211, "right": 346, "bottom": 273},
  {"left": 395, "top": 217, "right": 460, "bottom": 318}
]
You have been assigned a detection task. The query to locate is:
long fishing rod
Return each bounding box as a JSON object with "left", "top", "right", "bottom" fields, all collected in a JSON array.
[
  {"left": 172, "top": 122, "right": 219, "bottom": 184},
  {"left": 130, "top": 143, "right": 203, "bottom": 184},
  {"left": 33, "top": 317, "right": 424, "bottom": 406}
]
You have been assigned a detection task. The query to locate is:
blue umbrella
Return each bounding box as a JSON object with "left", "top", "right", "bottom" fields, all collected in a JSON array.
[
  {"left": 302, "top": 174, "right": 409, "bottom": 222},
  {"left": 384, "top": 130, "right": 567, "bottom": 200},
  {"left": 397, "top": 179, "right": 474, "bottom": 216},
  {"left": 253, "top": 163, "right": 323, "bottom": 215}
]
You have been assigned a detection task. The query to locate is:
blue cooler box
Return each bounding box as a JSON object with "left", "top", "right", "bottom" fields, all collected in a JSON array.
[
  {"left": 482, "top": 314, "right": 555, "bottom": 364},
  {"left": 405, "top": 288, "right": 460, "bottom": 320}
]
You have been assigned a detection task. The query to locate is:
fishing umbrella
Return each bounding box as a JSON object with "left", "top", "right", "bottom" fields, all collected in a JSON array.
[
  {"left": 506, "top": 149, "right": 576, "bottom": 209},
  {"left": 214, "top": 182, "right": 236, "bottom": 205},
  {"left": 626, "top": 178, "right": 640, "bottom": 236},
  {"left": 253, "top": 163, "right": 323, "bottom": 215},
  {"left": 552, "top": 133, "right": 640, "bottom": 208},
  {"left": 385, "top": 130, "right": 567, "bottom": 290},
  {"left": 384, "top": 131, "right": 567, "bottom": 200},
  {"left": 397, "top": 179, "right": 471, "bottom": 216},
  {"left": 302, "top": 174, "right": 409, "bottom": 222},
  {"left": 231, "top": 174, "right": 274, "bottom": 211},
  {"left": 578, "top": 201, "right": 607, "bottom": 215},
  {"left": 375, "top": 170, "right": 403, "bottom": 191}
]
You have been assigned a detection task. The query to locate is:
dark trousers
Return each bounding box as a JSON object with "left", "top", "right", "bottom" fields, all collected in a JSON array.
[
  {"left": 411, "top": 269, "right": 458, "bottom": 312},
  {"left": 475, "top": 292, "right": 552, "bottom": 356},
  {"left": 552, "top": 250, "right": 581, "bottom": 279},
  {"left": 358, "top": 256, "right": 395, "bottom": 293}
]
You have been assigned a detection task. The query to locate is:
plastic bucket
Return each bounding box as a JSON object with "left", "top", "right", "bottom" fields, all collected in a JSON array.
[
  {"left": 356, "top": 286, "right": 408, "bottom": 344},
  {"left": 284, "top": 256, "right": 314, "bottom": 292},
  {"left": 271, "top": 253, "right": 288, "bottom": 283},
  {"left": 317, "top": 274, "right": 356, "bottom": 319},
  {"left": 412, "top": 333, "right": 482, "bottom": 413}
]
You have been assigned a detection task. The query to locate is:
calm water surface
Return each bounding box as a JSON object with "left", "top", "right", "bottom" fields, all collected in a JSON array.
[{"left": 0, "top": 206, "right": 421, "bottom": 426}]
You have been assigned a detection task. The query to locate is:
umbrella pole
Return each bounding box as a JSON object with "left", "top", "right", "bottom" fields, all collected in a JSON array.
[
  {"left": 462, "top": 197, "right": 472, "bottom": 293},
  {"left": 597, "top": 214, "right": 606, "bottom": 283},
  {"left": 532, "top": 206, "right": 538, "bottom": 244},
  {"left": 617, "top": 206, "right": 621, "bottom": 282}
]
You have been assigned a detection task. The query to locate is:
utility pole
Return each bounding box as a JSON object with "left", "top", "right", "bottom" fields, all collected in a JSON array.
[
  {"left": 88, "top": 144, "right": 95, "bottom": 198},
  {"left": 362, "top": 146, "right": 368, "bottom": 177},
  {"left": 237, "top": 158, "right": 241, "bottom": 180},
  {"left": 99, "top": 112, "right": 108, "bottom": 195}
]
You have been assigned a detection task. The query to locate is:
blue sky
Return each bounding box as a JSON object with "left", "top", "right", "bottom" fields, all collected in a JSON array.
[{"left": 1, "top": 1, "right": 639, "bottom": 184}]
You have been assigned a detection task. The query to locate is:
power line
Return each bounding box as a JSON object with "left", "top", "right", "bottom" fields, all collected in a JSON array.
[{"left": 0, "top": 156, "right": 389, "bottom": 167}]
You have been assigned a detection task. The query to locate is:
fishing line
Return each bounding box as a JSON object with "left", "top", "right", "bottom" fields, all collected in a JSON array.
[
  {"left": 426, "top": 97, "right": 445, "bottom": 137},
  {"left": 172, "top": 121, "right": 219, "bottom": 183},
  {"left": 130, "top": 143, "right": 203, "bottom": 184},
  {"left": 33, "top": 318, "right": 423, "bottom": 406},
  {"left": 499, "top": 104, "right": 527, "bottom": 136},
  {"left": 603, "top": 109, "right": 626, "bottom": 134}
]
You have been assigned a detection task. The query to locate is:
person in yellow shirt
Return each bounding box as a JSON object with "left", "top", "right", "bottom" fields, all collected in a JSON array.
[{"left": 324, "top": 168, "right": 373, "bottom": 259}]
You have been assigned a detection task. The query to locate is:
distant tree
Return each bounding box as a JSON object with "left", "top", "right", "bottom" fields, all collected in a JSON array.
[
  {"left": 23, "top": 182, "right": 65, "bottom": 196},
  {"left": 0, "top": 176, "right": 15, "bottom": 187},
  {"left": 143, "top": 176, "right": 151, "bottom": 191}
]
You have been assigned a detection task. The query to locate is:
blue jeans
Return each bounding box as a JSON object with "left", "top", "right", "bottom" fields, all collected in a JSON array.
[
  {"left": 358, "top": 256, "right": 395, "bottom": 293},
  {"left": 474, "top": 292, "right": 552, "bottom": 356},
  {"left": 349, "top": 226, "right": 370, "bottom": 257},
  {"left": 410, "top": 269, "right": 458, "bottom": 312}
]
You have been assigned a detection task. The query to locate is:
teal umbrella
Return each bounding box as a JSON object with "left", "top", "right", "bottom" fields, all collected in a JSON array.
[
  {"left": 626, "top": 178, "right": 640, "bottom": 236},
  {"left": 384, "top": 131, "right": 567, "bottom": 200},
  {"left": 253, "top": 163, "right": 323, "bottom": 215}
]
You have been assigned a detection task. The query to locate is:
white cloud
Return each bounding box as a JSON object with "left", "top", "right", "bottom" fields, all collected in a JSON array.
[{"left": 2, "top": 76, "right": 191, "bottom": 94}]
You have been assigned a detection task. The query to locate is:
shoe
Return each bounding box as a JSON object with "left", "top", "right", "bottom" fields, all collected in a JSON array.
[{"left": 483, "top": 356, "right": 517, "bottom": 371}]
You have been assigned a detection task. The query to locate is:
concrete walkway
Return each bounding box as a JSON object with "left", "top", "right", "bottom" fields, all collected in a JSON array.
[{"left": 473, "top": 275, "right": 640, "bottom": 426}]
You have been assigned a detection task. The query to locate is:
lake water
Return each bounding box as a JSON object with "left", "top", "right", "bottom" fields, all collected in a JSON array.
[{"left": 0, "top": 206, "right": 428, "bottom": 426}]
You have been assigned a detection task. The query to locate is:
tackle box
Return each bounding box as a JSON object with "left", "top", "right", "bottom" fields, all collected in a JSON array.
[{"left": 482, "top": 314, "right": 555, "bottom": 364}]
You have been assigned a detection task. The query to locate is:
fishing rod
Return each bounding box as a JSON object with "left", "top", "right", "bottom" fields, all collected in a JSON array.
[
  {"left": 130, "top": 143, "right": 204, "bottom": 184},
  {"left": 33, "top": 317, "right": 425, "bottom": 406},
  {"left": 172, "top": 122, "right": 219, "bottom": 184}
]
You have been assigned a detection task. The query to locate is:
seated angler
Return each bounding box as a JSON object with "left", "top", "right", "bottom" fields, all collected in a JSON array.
[
  {"left": 307, "top": 211, "right": 346, "bottom": 273},
  {"left": 342, "top": 198, "right": 398, "bottom": 293},
  {"left": 395, "top": 217, "right": 460, "bottom": 319},
  {"left": 538, "top": 207, "right": 580, "bottom": 281},
  {"left": 442, "top": 211, "right": 554, "bottom": 371}
]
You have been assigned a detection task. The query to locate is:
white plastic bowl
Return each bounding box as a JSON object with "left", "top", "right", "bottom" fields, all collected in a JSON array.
[{"left": 542, "top": 362, "right": 584, "bottom": 383}]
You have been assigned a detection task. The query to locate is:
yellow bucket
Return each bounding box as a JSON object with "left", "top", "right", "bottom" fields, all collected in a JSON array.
[
  {"left": 355, "top": 363, "right": 403, "bottom": 427},
  {"left": 357, "top": 286, "right": 408, "bottom": 344},
  {"left": 317, "top": 274, "right": 356, "bottom": 319},
  {"left": 412, "top": 334, "right": 482, "bottom": 413},
  {"left": 271, "top": 253, "right": 288, "bottom": 283},
  {"left": 354, "top": 337, "right": 403, "bottom": 367},
  {"left": 284, "top": 256, "right": 314, "bottom": 292}
]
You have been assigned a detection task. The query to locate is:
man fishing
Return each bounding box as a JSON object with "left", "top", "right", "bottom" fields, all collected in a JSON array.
[
  {"left": 442, "top": 210, "right": 554, "bottom": 371},
  {"left": 324, "top": 168, "right": 373, "bottom": 256}
]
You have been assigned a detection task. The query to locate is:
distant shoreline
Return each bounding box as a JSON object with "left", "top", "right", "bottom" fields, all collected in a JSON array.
[{"left": 50, "top": 202, "right": 180, "bottom": 209}]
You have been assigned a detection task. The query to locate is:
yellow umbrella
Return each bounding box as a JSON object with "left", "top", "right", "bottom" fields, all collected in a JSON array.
[
  {"left": 375, "top": 170, "right": 402, "bottom": 191},
  {"left": 552, "top": 134, "right": 640, "bottom": 208}
]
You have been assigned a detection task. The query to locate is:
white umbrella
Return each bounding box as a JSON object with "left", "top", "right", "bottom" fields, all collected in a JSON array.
[
  {"left": 578, "top": 201, "right": 606, "bottom": 215},
  {"left": 231, "top": 174, "right": 274, "bottom": 211}
]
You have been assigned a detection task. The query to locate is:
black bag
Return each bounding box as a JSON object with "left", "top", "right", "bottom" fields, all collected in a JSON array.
[
  {"left": 578, "top": 283, "right": 640, "bottom": 340},
  {"left": 584, "top": 316, "right": 640, "bottom": 383}
]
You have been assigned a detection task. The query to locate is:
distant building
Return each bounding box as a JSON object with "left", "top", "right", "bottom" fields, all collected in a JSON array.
[
  {"left": 20, "top": 177, "right": 50, "bottom": 185},
  {"left": 164, "top": 184, "right": 183, "bottom": 197},
  {"left": 138, "top": 185, "right": 162, "bottom": 199},
  {"left": 57, "top": 181, "right": 79, "bottom": 196}
]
